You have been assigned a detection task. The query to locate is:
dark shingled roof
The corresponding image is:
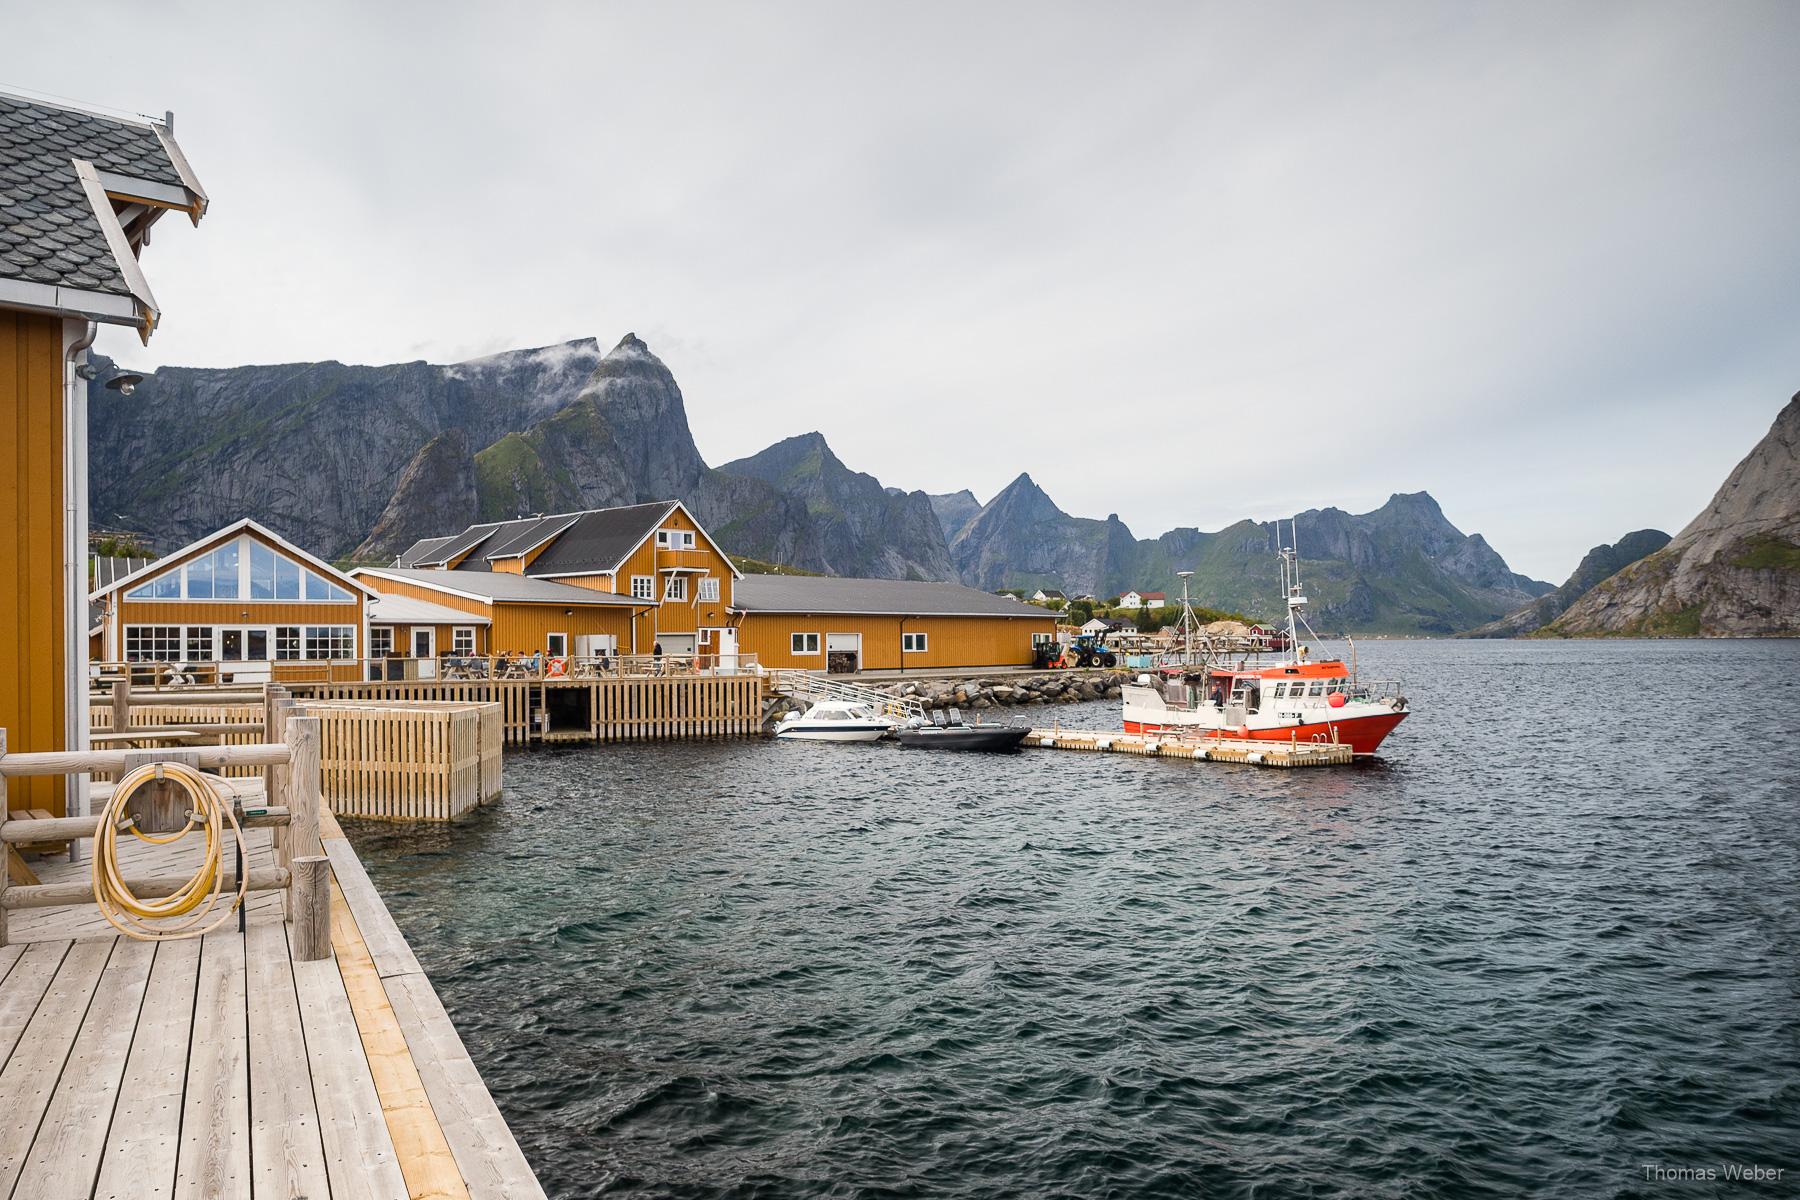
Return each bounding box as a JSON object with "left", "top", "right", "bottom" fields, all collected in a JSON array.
[
  {"left": 482, "top": 512, "right": 582, "bottom": 561},
  {"left": 0, "top": 92, "right": 187, "bottom": 297},
  {"left": 394, "top": 535, "right": 458, "bottom": 567},
  {"left": 526, "top": 502, "right": 677, "bottom": 576},
  {"left": 355, "top": 568, "right": 647, "bottom": 606},
  {"left": 91, "top": 555, "right": 154, "bottom": 590},
  {"left": 733, "top": 576, "right": 1053, "bottom": 618}
]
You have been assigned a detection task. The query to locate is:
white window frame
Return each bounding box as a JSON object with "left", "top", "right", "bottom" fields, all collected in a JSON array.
[
  {"left": 655, "top": 529, "right": 670, "bottom": 548},
  {"left": 1032, "top": 631, "right": 1054, "bottom": 646},
  {"left": 304, "top": 625, "right": 358, "bottom": 660},
  {"left": 902, "top": 631, "right": 928, "bottom": 653},
  {"left": 410, "top": 627, "right": 436, "bottom": 659},
  {"left": 123, "top": 534, "right": 356, "bottom": 604},
  {"left": 547, "top": 632, "right": 569, "bottom": 658},
  {"left": 664, "top": 574, "right": 687, "bottom": 602},
  {"left": 370, "top": 626, "right": 395, "bottom": 657},
  {"left": 452, "top": 626, "right": 476, "bottom": 655},
  {"left": 697, "top": 575, "right": 720, "bottom": 603},
  {"left": 791, "top": 632, "right": 820, "bottom": 655},
  {"left": 631, "top": 575, "right": 655, "bottom": 600}
]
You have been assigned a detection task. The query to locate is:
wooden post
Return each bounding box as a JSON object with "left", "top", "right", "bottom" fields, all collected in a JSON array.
[
  {"left": 267, "top": 688, "right": 292, "bottom": 916},
  {"left": 1, "top": 729, "right": 8, "bottom": 947},
  {"left": 286, "top": 714, "right": 323, "bottom": 861},
  {"left": 110, "top": 677, "right": 130, "bottom": 734},
  {"left": 290, "top": 855, "right": 331, "bottom": 961}
]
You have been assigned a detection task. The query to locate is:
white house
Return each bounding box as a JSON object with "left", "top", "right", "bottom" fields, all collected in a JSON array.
[
  {"left": 1079, "top": 617, "right": 1111, "bottom": 636},
  {"left": 1029, "top": 588, "right": 1066, "bottom": 603},
  {"left": 1119, "top": 590, "right": 1166, "bottom": 608}
]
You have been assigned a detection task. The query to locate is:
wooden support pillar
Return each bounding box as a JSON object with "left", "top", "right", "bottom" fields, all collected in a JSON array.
[
  {"left": 0, "top": 729, "right": 8, "bottom": 947},
  {"left": 290, "top": 854, "right": 330, "bottom": 961},
  {"left": 285, "top": 714, "right": 322, "bottom": 861},
  {"left": 110, "top": 677, "right": 129, "bottom": 734}
]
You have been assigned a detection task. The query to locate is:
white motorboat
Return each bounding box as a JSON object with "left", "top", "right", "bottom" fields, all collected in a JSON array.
[{"left": 773, "top": 701, "right": 896, "bottom": 742}]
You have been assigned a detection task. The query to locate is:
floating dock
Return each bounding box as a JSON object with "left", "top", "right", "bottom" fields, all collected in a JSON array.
[
  {"left": 1024, "top": 729, "right": 1356, "bottom": 768},
  {"left": 0, "top": 813, "right": 545, "bottom": 1199}
]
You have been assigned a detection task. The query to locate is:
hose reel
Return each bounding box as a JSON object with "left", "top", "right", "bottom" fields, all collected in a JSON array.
[{"left": 92, "top": 759, "right": 249, "bottom": 941}]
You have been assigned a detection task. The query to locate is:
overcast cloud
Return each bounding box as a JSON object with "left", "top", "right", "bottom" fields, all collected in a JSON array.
[{"left": 5, "top": 0, "right": 1796, "bottom": 582}]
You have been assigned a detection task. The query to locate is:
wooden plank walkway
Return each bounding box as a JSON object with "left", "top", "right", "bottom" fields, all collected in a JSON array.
[
  {"left": 1024, "top": 728, "right": 1357, "bottom": 767},
  {"left": 0, "top": 816, "right": 545, "bottom": 1200}
]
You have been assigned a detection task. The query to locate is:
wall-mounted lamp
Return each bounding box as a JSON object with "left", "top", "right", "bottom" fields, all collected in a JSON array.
[{"left": 104, "top": 372, "right": 145, "bottom": 396}]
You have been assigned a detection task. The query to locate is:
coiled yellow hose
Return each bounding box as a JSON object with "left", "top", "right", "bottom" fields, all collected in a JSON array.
[{"left": 92, "top": 760, "right": 249, "bottom": 941}]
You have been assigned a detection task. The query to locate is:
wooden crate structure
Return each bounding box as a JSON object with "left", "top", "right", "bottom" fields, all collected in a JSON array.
[{"left": 297, "top": 700, "right": 503, "bottom": 821}]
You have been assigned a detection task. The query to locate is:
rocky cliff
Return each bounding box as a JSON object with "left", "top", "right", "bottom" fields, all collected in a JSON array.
[
  {"left": 929, "top": 490, "right": 982, "bottom": 540},
  {"left": 948, "top": 479, "right": 1550, "bottom": 634},
  {"left": 716, "top": 434, "right": 955, "bottom": 580},
  {"left": 1461, "top": 529, "right": 1671, "bottom": 637},
  {"left": 1544, "top": 394, "right": 1800, "bottom": 637},
  {"left": 89, "top": 339, "right": 605, "bottom": 559}
]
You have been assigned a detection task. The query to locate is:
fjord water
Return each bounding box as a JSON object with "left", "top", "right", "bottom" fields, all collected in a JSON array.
[{"left": 351, "top": 640, "right": 1800, "bottom": 1198}]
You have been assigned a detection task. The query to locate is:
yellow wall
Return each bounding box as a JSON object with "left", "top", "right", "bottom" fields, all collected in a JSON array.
[
  {"left": 369, "top": 622, "right": 487, "bottom": 657},
  {"left": 612, "top": 506, "right": 735, "bottom": 645},
  {"left": 1, "top": 311, "right": 68, "bottom": 812},
  {"left": 735, "top": 612, "right": 1054, "bottom": 671},
  {"left": 362, "top": 577, "right": 636, "bottom": 655}
]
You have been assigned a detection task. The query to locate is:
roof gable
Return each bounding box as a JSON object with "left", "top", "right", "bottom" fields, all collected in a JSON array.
[{"left": 91, "top": 518, "right": 374, "bottom": 601}]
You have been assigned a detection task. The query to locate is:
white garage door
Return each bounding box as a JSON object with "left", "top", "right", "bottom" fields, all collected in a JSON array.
[{"left": 826, "top": 632, "right": 861, "bottom": 674}]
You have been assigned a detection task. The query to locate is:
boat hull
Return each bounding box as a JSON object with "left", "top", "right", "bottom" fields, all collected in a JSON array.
[
  {"left": 775, "top": 725, "right": 892, "bottom": 742},
  {"left": 1123, "top": 710, "right": 1407, "bottom": 757},
  {"left": 896, "top": 726, "right": 1031, "bottom": 752}
]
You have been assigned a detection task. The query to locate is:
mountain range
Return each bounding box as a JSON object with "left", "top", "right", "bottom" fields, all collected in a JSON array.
[
  {"left": 89, "top": 332, "right": 1564, "bottom": 633},
  {"left": 1538, "top": 393, "right": 1800, "bottom": 637}
]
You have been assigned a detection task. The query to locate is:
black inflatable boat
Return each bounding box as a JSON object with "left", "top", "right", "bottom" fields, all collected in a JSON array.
[{"left": 896, "top": 708, "right": 1031, "bottom": 752}]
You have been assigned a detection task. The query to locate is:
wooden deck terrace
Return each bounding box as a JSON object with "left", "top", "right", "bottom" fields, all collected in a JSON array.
[{"left": 0, "top": 813, "right": 546, "bottom": 1200}]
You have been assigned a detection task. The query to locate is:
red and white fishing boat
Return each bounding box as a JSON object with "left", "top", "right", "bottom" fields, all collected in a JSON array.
[{"left": 1119, "top": 527, "right": 1409, "bottom": 757}]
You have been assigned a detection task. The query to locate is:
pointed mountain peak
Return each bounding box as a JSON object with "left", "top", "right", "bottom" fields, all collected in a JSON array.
[{"left": 608, "top": 332, "right": 652, "bottom": 357}]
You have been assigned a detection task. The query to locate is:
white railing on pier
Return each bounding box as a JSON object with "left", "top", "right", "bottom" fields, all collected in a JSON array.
[{"left": 767, "top": 670, "right": 924, "bottom": 721}]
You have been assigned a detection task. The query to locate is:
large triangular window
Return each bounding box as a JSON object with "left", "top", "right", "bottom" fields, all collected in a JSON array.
[{"left": 124, "top": 534, "right": 354, "bottom": 603}]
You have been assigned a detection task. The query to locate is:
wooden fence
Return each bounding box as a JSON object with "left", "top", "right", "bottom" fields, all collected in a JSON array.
[
  {"left": 288, "top": 675, "right": 766, "bottom": 745},
  {"left": 88, "top": 695, "right": 504, "bottom": 822},
  {"left": 298, "top": 700, "right": 502, "bottom": 821}
]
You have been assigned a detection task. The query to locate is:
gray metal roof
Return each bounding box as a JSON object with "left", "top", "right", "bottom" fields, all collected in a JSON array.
[
  {"left": 0, "top": 92, "right": 197, "bottom": 302},
  {"left": 355, "top": 568, "right": 647, "bottom": 607},
  {"left": 732, "top": 575, "right": 1053, "bottom": 617}
]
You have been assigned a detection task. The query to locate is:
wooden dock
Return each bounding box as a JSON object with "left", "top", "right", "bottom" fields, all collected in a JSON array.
[
  {"left": 1024, "top": 728, "right": 1357, "bottom": 768},
  {"left": 0, "top": 817, "right": 545, "bottom": 1199}
]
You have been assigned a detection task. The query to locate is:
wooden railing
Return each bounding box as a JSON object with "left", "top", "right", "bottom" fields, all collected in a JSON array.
[
  {"left": 91, "top": 652, "right": 762, "bottom": 687},
  {"left": 0, "top": 697, "right": 329, "bottom": 959}
]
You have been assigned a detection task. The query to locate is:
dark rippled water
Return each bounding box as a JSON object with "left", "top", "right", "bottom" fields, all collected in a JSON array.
[{"left": 350, "top": 640, "right": 1800, "bottom": 1198}]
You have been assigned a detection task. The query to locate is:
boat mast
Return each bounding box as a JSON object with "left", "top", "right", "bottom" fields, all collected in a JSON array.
[
  {"left": 1281, "top": 519, "right": 1308, "bottom": 662},
  {"left": 1176, "top": 570, "right": 1197, "bottom": 664}
]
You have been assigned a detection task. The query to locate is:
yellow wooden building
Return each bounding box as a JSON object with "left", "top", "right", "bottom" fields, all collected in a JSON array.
[
  {"left": 388, "top": 499, "right": 741, "bottom": 658},
  {"left": 90, "top": 519, "right": 378, "bottom": 683},
  {"left": 731, "top": 576, "right": 1057, "bottom": 673},
  {"left": 349, "top": 568, "right": 646, "bottom": 664},
  {"left": 1, "top": 90, "right": 207, "bottom": 813}
]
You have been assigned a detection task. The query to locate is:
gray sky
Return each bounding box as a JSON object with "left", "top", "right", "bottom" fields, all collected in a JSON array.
[{"left": 7, "top": 0, "right": 1797, "bottom": 582}]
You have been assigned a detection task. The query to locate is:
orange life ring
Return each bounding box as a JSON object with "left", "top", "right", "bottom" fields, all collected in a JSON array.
[{"left": 546, "top": 656, "right": 569, "bottom": 678}]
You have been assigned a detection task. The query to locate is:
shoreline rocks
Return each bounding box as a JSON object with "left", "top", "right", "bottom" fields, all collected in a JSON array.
[{"left": 880, "top": 670, "right": 1126, "bottom": 711}]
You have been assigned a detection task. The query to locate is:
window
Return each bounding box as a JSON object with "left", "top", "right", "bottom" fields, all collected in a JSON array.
[
  {"left": 125, "top": 570, "right": 181, "bottom": 600},
  {"left": 547, "top": 633, "right": 568, "bottom": 658},
  {"left": 123, "top": 536, "right": 352, "bottom": 602},
  {"left": 304, "top": 626, "right": 356, "bottom": 659},
  {"left": 698, "top": 576, "right": 720, "bottom": 603},
  {"left": 902, "top": 632, "right": 928, "bottom": 653},
  {"left": 631, "top": 575, "right": 655, "bottom": 600},
  {"left": 791, "top": 632, "right": 820, "bottom": 655},
  {"left": 275, "top": 627, "right": 302, "bottom": 660},
  {"left": 1032, "top": 632, "right": 1053, "bottom": 646},
  {"left": 124, "top": 626, "right": 183, "bottom": 660},
  {"left": 183, "top": 627, "right": 215, "bottom": 661},
  {"left": 656, "top": 528, "right": 696, "bottom": 549},
  {"left": 664, "top": 574, "right": 687, "bottom": 602},
  {"left": 1308, "top": 681, "right": 1325, "bottom": 697},
  {"left": 370, "top": 626, "right": 395, "bottom": 657},
  {"left": 453, "top": 627, "right": 476, "bottom": 655}
]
